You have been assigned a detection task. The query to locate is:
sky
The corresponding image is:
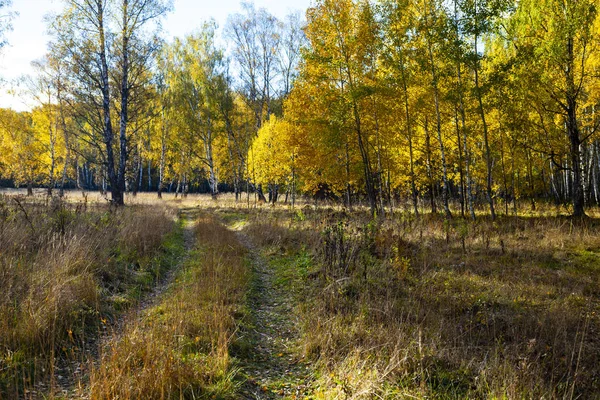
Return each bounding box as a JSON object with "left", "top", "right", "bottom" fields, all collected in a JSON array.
[{"left": 0, "top": 0, "right": 313, "bottom": 111}]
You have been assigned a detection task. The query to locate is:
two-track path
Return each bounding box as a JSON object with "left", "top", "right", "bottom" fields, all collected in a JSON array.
[{"left": 47, "top": 207, "right": 315, "bottom": 399}]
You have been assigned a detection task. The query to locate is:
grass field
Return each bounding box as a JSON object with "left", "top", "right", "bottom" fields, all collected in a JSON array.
[
  {"left": 0, "top": 190, "right": 598, "bottom": 399},
  {"left": 231, "top": 207, "right": 600, "bottom": 398}
]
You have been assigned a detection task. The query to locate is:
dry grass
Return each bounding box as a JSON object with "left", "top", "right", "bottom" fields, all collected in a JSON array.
[
  {"left": 88, "top": 212, "right": 250, "bottom": 399},
  {"left": 0, "top": 194, "right": 177, "bottom": 398},
  {"left": 3, "top": 189, "right": 600, "bottom": 398},
  {"left": 236, "top": 205, "right": 600, "bottom": 399}
]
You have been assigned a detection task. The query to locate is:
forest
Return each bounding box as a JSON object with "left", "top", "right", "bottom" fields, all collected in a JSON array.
[
  {"left": 0, "top": 0, "right": 597, "bottom": 217},
  {"left": 0, "top": 0, "right": 600, "bottom": 399}
]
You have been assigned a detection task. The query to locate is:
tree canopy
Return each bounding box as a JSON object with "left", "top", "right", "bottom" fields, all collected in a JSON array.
[{"left": 1, "top": 0, "right": 600, "bottom": 217}]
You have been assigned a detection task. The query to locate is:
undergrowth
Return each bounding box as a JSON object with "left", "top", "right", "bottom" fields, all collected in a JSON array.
[
  {"left": 237, "top": 206, "right": 600, "bottom": 399},
  {"left": 0, "top": 195, "right": 178, "bottom": 398}
]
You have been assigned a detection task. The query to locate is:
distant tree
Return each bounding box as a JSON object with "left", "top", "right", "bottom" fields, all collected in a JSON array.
[
  {"left": 248, "top": 115, "right": 297, "bottom": 203},
  {"left": 166, "top": 24, "right": 227, "bottom": 197},
  {"left": 0, "top": 109, "right": 44, "bottom": 194},
  {"left": 114, "top": 0, "right": 171, "bottom": 201},
  {"left": 226, "top": 3, "right": 280, "bottom": 129},
  {"left": 49, "top": 0, "right": 169, "bottom": 205},
  {"left": 277, "top": 11, "right": 306, "bottom": 98},
  {"left": 507, "top": 0, "right": 600, "bottom": 217}
]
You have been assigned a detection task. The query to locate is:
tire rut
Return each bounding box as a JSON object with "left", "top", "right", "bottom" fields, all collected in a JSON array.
[{"left": 234, "top": 230, "right": 314, "bottom": 399}]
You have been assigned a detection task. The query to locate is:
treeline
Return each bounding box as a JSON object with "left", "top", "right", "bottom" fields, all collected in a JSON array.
[
  {"left": 1, "top": 0, "right": 600, "bottom": 217},
  {"left": 254, "top": 0, "right": 600, "bottom": 218},
  {"left": 0, "top": 1, "right": 303, "bottom": 203}
]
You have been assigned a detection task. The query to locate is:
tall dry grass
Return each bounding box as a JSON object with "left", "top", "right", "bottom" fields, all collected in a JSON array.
[
  {"left": 0, "top": 195, "right": 176, "bottom": 398},
  {"left": 240, "top": 206, "right": 600, "bottom": 399},
  {"left": 88, "top": 213, "right": 250, "bottom": 399}
]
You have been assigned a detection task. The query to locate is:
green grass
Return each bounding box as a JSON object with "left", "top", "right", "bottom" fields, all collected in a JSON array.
[
  {"left": 215, "top": 209, "right": 250, "bottom": 230},
  {"left": 268, "top": 248, "right": 313, "bottom": 293}
]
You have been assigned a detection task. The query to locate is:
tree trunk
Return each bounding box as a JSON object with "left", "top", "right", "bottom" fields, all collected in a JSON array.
[
  {"left": 424, "top": 116, "right": 436, "bottom": 214},
  {"left": 158, "top": 113, "right": 167, "bottom": 198},
  {"left": 594, "top": 142, "right": 600, "bottom": 205},
  {"left": 102, "top": 166, "right": 107, "bottom": 195},
  {"left": 226, "top": 131, "right": 239, "bottom": 201},
  {"left": 97, "top": 0, "right": 120, "bottom": 205},
  {"left": 75, "top": 155, "right": 82, "bottom": 190},
  {"left": 183, "top": 174, "right": 188, "bottom": 198},
  {"left": 206, "top": 127, "right": 218, "bottom": 198},
  {"left": 271, "top": 184, "right": 279, "bottom": 204},
  {"left": 474, "top": 35, "right": 495, "bottom": 220},
  {"left": 58, "top": 94, "right": 69, "bottom": 197},
  {"left": 500, "top": 129, "right": 509, "bottom": 215},
  {"left": 455, "top": 107, "right": 465, "bottom": 218},
  {"left": 132, "top": 155, "right": 142, "bottom": 197},
  {"left": 47, "top": 101, "right": 56, "bottom": 197},
  {"left": 458, "top": 63, "right": 476, "bottom": 220},
  {"left": 427, "top": 34, "right": 451, "bottom": 219},
  {"left": 291, "top": 165, "right": 296, "bottom": 208},
  {"left": 398, "top": 47, "right": 417, "bottom": 214},
  {"left": 565, "top": 36, "right": 585, "bottom": 217},
  {"left": 257, "top": 184, "right": 267, "bottom": 202},
  {"left": 175, "top": 178, "right": 181, "bottom": 198},
  {"left": 116, "top": 0, "right": 130, "bottom": 206},
  {"left": 372, "top": 101, "right": 386, "bottom": 217},
  {"left": 568, "top": 113, "right": 585, "bottom": 216},
  {"left": 352, "top": 102, "right": 377, "bottom": 216},
  {"left": 526, "top": 149, "right": 536, "bottom": 211},
  {"left": 511, "top": 138, "right": 518, "bottom": 215},
  {"left": 147, "top": 159, "right": 152, "bottom": 191},
  {"left": 345, "top": 141, "right": 352, "bottom": 209}
]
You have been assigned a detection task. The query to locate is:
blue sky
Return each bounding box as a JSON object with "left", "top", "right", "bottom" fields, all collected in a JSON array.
[{"left": 0, "top": 0, "right": 313, "bottom": 111}]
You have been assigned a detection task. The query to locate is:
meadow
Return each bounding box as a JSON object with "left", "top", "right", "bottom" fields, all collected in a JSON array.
[
  {"left": 0, "top": 190, "right": 598, "bottom": 399},
  {"left": 2, "top": 0, "right": 599, "bottom": 397}
]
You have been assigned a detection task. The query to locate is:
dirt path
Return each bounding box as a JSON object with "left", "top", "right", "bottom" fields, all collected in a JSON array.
[
  {"left": 117, "top": 207, "right": 197, "bottom": 319},
  {"left": 47, "top": 208, "right": 314, "bottom": 399},
  {"left": 48, "top": 208, "right": 197, "bottom": 399},
  {"left": 234, "top": 231, "right": 314, "bottom": 399}
]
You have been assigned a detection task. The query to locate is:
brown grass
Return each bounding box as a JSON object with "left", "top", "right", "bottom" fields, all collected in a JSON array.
[
  {"left": 0, "top": 195, "right": 176, "bottom": 398},
  {"left": 88, "top": 212, "right": 250, "bottom": 399},
  {"left": 3, "top": 189, "right": 599, "bottom": 398},
  {"left": 238, "top": 206, "right": 600, "bottom": 399}
]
